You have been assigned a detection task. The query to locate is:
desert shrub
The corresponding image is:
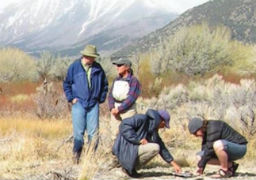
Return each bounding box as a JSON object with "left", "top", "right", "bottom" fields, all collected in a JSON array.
[
  {"left": 148, "top": 23, "right": 255, "bottom": 77},
  {"left": 138, "top": 74, "right": 256, "bottom": 137},
  {"left": 0, "top": 47, "right": 37, "bottom": 82},
  {"left": 50, "top": 56, "right": 74, "bottom": 81},
  {"left": 226, "top": 42, "right": 256, "bottom": 75},
  {"left": 33, "top": 81, "right": 69, "bottom": 119},
  {"left": 36, "top": 51, "right": 75, "bottom": 81},
  {"left": 36, "top": 51, "right": 56, "bottom": 81},
  {"left": 137, "top": 57, "right": 158, "bottom": 97},
  {"left": 162, "top": 24, "right": 233, "bottom": 75}
]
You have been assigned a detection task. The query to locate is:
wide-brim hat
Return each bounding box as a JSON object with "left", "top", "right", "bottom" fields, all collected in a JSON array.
[{"left": 80, "top": 45, "right": 99, "bottom": 58}]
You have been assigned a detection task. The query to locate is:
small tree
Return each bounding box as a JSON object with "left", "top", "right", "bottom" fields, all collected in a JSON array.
[
  {"left": 36, "top": 51, "right": 56, "bottom": 81},
  {"left": 33, "top": 81, "right": 69, "bottom": 119},
  {"left": 50, "top": 56, "right": 73, "bottom": 81},
  {"left": 0, "top": 47, "right": 37, "bottom": 82},
  {"left": 154, "top": 23, "right": 235, "bottom": 76}
]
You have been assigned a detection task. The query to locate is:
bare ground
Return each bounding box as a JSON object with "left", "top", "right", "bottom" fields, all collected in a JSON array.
[
  {"left": 94, "top": 166, "right": 256, "bottom": 180},
  {"left": 1, "top": 158, "right": 255, "bottom": 180}
]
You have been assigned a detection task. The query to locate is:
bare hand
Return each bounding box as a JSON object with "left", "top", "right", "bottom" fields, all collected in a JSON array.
[
  {"left": 171, "top": 161, "right": 182, "bottom": 173},
  {"left": 140, "top": 138, "right": 148, "bottom": 145},
  {"left": 111, "top": 108, "right": 119, "bottom": 116},
  {"left": 72, "top": 98, "right": 78, "bottom": 104}
]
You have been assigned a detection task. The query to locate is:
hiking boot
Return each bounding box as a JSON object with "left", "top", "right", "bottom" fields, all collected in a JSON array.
[
  {"left": 122, "top": 168, "right": 141, "bottom": 178},
  {"left": 104, "top": 156, "right": 121, "bottom": 170},
  {"left": 72, "top": 152, "right": 81, "bottom": 164},
  {"left": 131, "top": 169, "right": 142, "bottom": 178},
  {"left": 109, "top": 156, "right": 121, "bottom": 169},
  {"left": 72, "top": 156, "right": 79, "bottom": 164}
]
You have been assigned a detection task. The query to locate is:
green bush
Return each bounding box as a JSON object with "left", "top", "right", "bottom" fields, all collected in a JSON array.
[
  {"left": 148, "top": 23, "right": 255, "bottom": 77},
  {"left": 163, "top": 23, "right": 233, "bottom": 75},
  {"left": 0, "top": 47, "right": 37, "bottom": 82}
]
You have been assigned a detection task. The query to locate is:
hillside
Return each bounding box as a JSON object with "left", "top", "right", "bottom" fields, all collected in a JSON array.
[
  {"left": 0, "top": 0, "right": 177, "bottom": 56},
  {"left": 114, "top": 0, "right": 256, "bottom": 56}
]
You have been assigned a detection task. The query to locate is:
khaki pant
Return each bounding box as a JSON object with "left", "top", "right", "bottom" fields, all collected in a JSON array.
[
  {"left": 110, "top": 104, "right": 136, "bottom": 140},
  {"left": 136, "top": 143, "right": 160, "bottom": 169}
]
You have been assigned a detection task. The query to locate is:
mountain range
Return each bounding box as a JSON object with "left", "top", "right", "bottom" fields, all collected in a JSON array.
[
  {"left": 0, "top": 0, "right": 178, "bottom": 56},
  {"left": 115, "top": 0, "right": 256, "bottom": 56}
]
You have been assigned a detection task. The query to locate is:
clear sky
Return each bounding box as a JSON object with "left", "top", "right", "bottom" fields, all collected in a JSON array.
[
  {"left": 1, "top": 0, "right": 20, "bottom": 8},
  {"left": 174, "top": 0, "right": 209, "bottom": 13},
  {"left": 0, "top": 0, "right": 209, "bottom": 14}
]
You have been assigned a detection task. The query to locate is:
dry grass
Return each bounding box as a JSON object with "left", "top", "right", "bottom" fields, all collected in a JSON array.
[
  {"left": 1, "top": 75, "right": 256, "bottom": 179},
  {"left": 78, "top": 141, "right": 110, "bottom": 180},
  {"left": 0, "top": 112, "right": 255, "bottom": 179},
  {"left": 0, "top": 114, "right": 113, "bottom": 180},
  {"left": 0, "top": 115, "right": 73, "bottom": 179},
  {"left": 0, "top": 115, "right": 71, "bottom": 138}
]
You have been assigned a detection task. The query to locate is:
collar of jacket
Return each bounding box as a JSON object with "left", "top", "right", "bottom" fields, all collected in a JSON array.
[
  {"left": 78, "top": 58, "right": 102, "bottom": 74},
  {"left": 117, "top": 73, "right": 132, "bottom": 81},
  {"left": 146, "top": 109, "right": 162, "bottom": 133}
]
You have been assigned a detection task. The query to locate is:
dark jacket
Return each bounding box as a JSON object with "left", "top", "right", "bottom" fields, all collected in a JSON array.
[
  {"left": 198, "top": 120, "right": 248, "bottom": 169},
  {"left": 112, "top": 109, "right": 174, "bottom": 174},
  {"left": 63, "top": 58, "right": 108, "bottom": 109}
]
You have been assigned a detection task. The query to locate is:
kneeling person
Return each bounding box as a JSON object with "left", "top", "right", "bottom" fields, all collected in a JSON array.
[
  {"left": 188, "top": 117, "right": 247, "bottom": 178},
  {"left": 112, "top": 109, "right": 181, "bottom": 177}
]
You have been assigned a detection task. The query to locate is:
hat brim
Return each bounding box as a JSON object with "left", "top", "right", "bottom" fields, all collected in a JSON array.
[
  {"left": 112, "top": 62, "right": 124, "bottom": 65},
  {"left": 112, "top": 61, "right": 131, "bottom": 67},
  {"left": 165, "top": 123, "right": 170, "bottom": 129},
  {"left": 80, "top": 51, "right": 99, "bottom": 58}
]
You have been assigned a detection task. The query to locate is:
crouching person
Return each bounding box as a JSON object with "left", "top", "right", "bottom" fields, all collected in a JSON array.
[
  {"left": 112, "top": 109, "right": 181, "bottom": 178},
  {"left": 188, "top": 117, "right": 247, "bottom": 178}
]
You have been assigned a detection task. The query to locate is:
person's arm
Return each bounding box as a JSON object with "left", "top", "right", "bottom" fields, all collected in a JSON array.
[
  {"left": 99, "top": 69, "right": 108, "bottom": 103},
  {"left": 197, "top": 142, "right": 215, "bottom": 170},
  {"left": 118, "top": 77, "right": 141, "bottom": 113},
  {"left": 198, "top": 124, "right": 222, "bottom": 171},
  {"left": 155, "top": 133, "right": 182, "bottom": 173},
  {"left": 63, "top": 65, "right": 74, "bottom": 103},
  {"left": 170, "top": 161, "right": 182, "bottom": 173}
]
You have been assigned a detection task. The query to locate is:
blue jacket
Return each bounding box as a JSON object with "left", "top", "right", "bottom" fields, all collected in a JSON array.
[
  {"left": 112, "top": 109, "right": 174, "bottom": 175},
  {"left": 63, "top": 58, "right": 108, "bottom": 109}
]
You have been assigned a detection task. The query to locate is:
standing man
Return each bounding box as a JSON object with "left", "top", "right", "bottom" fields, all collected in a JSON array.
[
  {"left": 63, "top": 45, "right": 108, "bottom": 163},
  {"left": 108, "top": 57, "right": 141, "bottom": 141},
  {"left": 112, "top": 109, "right": 182, "bottom": 177}
]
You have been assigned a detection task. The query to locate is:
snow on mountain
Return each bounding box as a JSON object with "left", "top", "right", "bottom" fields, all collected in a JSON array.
[{"left": 0, "top": 0, "right": 178, "bottom": 55}]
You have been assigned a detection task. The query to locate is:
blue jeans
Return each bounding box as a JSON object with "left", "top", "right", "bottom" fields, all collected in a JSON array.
[{"left": 72, "top": 101, "right": 99, "bottom": 154}]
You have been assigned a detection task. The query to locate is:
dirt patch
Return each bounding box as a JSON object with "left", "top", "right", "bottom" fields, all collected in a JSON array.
[{"left": 94, "top": 165, "right": 256, "bottom": 180}]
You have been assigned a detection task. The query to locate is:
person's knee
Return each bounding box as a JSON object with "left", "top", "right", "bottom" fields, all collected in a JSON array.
[
  {"left": 196, "top": 151, "right": 204, "bottom": 162},
  {"left": 196, "top": 155, "right": 202, "bottom": 161},
  {"left": 213, "top": 140, "right": 224, "bottom": 152},
  {"left": 151, "top": 143, "right": 160, "bottom": 155}
]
